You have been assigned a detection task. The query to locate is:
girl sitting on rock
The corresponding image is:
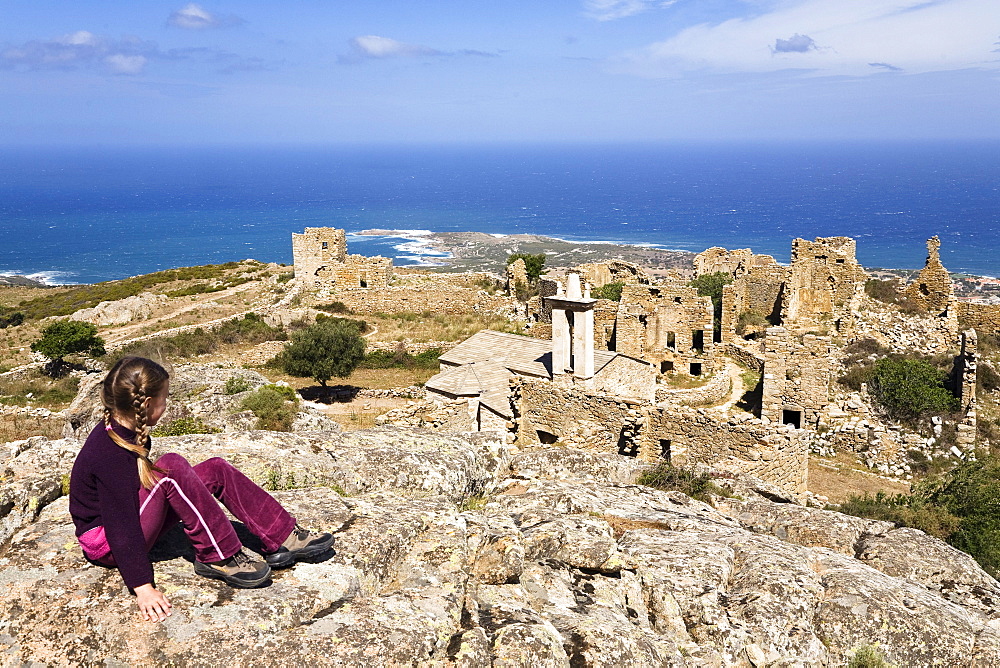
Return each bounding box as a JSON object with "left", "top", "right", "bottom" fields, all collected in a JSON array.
[{"left": 69, "top": 356, "right": 334, "bottom": 622}]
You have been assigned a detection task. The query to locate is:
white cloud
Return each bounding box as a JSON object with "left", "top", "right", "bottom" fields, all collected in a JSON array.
[
  {"left": 104, "top": 54, "right": 148, "bottom": 75},
  {"left": 585, "top": 0, "right": 657, "bottom": 21},
  {"left": 616, "top": 0, "right": 1000, "bottom": 77},
  {"left": 58, "top": 31, "right": 100, "bottom": 47},
  {"left": 350, "top": 35, "right": 440, "bottom": 59},
  {"left": 168, "top": 3, "right": 243, "bottom": 30}
]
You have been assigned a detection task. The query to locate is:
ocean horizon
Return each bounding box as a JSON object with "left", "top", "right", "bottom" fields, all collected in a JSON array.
[{"left": 1, "top": 141, "right": 997, "bottom": 284}]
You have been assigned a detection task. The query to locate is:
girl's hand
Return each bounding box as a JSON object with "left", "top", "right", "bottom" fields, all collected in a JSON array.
[{"left": 134, "top": 583, "right": 172, "bottom": 622}]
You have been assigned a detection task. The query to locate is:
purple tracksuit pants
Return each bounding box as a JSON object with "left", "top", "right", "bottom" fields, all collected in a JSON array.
[{"left": 98, "top": 453, "right": 296, "bottom": 565}]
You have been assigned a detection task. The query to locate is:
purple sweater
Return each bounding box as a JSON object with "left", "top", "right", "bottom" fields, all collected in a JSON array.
[{"left": 69, "top": 421, "right": 154, "bottom": 590}]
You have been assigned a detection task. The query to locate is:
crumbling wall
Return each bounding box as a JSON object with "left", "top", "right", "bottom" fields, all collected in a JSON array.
[
  {"left": 655, "top": 365, "right": 733, "bottom": 407},
  {"left": 721, "top": 259, "right": 788, "bottom": 342},
  {"left": 783, "top": 237, "right": 868, "bottom": 336},
  {"left": 904, "top": 236, "right": 953, "bottom": 314},
  {"left": 515, "top": 379, "right": 638, "bottom": 452},
  {"left": 852, "top": 296, "right": 959, "bottom": 354},
  {"left": 956, "top": 329, "right": 978, "bottom": 449},
  {"left": 760, "top": 327, "right": 833, "bottom": 428},
  {"left": 505, "top": 258, "right": 529, "bottom": 295},
  {"left": 325, "top": 255, "right": 393, "bottom": 290},
  {"left": 576, "top": 260, "right": 651, "bottom": 288},
  {"left": 641, "top": 407, "right": 808, "bottom": 494},
  {"left": 694, "top": 247, "right": 754, "bottom": 276},
  {"left": 615, "top": 282, "right": 715, "bottom": 376},
  {"left": 958, "top": 302, "right": 1000, "bottom": 337},
  {"left": 593, "top": 301, "right": 620, "bottom": 351},
  {"left": 329, "top": 286, "right": 517, "bottom": 317}
]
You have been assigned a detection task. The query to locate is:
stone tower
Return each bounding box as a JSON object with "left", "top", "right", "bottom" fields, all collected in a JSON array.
[{"left": 904, "top": 236, "right": 954, "bottom": 315}]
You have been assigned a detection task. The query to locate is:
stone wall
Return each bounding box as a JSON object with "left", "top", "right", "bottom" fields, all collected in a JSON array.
[
  {"left": 589, "top": 355, "right": 657, "bottom": 403},
  {"left": 292, "top": 227, "right": 347, "bottom": 283},
  {"left": 725, "top": 341, "right": 765, "bottom": 374},
  {"left": 592, "top": 301, "right": 620, "bottom": 351},
  {"left": 959, "top": 301, "right": 1000, "bottom": 336},
  {"left": 326, "top": 286, "right": 518, "bottom": 317},
  {"left": 760, "top": 327, "right": 833, "bottom": 428},
  {"left": 642, "top": 407, "right": 809, "bottom": 494},
  {"left": 615, "top": 282, "right": 716, "bottom": 376},
  {"left": 515, "top": 379, "right": 639, "bottom": 452},
  {"left": 515, "top": 377, "right": 808, "bottom": 494},
  {"left": 721, "top": 261, "right": 788, "bottom": 342},
  {"left": 783, "top": 237, "right": 868, "bottom": 336}
]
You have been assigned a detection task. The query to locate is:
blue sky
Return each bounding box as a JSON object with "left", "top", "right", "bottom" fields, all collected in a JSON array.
[{"left": 1, "top": 1, "right": 998, "bottom": 145}]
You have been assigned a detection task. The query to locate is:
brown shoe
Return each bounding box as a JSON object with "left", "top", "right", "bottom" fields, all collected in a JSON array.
[
  {"left": 265, "top": 524, "right": 335, "bottom": 568},
  {"left": 194, "top": 550, "right": 271, "bottom": 588}
]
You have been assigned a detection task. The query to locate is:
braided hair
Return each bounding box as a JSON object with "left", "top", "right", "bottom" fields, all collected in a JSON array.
[{"left": 102, "top": 356, "right": 170, "bottom": 489}]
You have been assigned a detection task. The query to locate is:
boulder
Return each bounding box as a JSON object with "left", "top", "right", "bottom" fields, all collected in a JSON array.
[{"left": 70, "top": 292, "right": 168, "bottom": 326}]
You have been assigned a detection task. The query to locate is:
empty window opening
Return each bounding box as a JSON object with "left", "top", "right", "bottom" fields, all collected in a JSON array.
[
  {"left": 692, "top": 330, "right": 704, "bottom": 352},
  {"left": 321, "top": 241, "right": 328, "bottom": 250},
  {"left": 836, "top": 258, "right": 845, "bottom": 264},
  {"left": 834, "top": 318, "right": 842, "bottom": 332},
  {"left": 359, "top": 279, "right": 368, "bottom": 288},
  {"left": 659, "top": 439, "right": 672, "bottom": 462},
  {"left": 782, "top": 410, "right": 802, "bottom": 429},
  {"left": 690, "top": 362, "right": 703, "bottom": 376},
  {"left": 617, "top": 427, "right": 639, "bottom": 457},
  {"left": 660, "top": 360, "right": 674, "bottom": 373},
  {"left": 673, "top": 296, "right": 682, "bottom": 304},
  {"left": 536, "top": 430, "right": 559, "bottom": 445},
  {"left": 666, "top": 331, "right": 676, "bottom": 350}
]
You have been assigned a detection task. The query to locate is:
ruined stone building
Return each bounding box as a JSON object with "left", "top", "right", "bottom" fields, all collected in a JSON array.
[
  {"left": 759, "top": 327, "right": 834, "bottom": 429},
  {"left": 425, "top": 273, "right": 656, "bottom": 432},
  {"left": 613, "top": 282, "right": 716, "bottom": 377},
  {"left": 783, "top": 237, "right": 868, "bottom": 336},
  {"left": 291, "top": 227, "right": 393, "bottom": 289}
]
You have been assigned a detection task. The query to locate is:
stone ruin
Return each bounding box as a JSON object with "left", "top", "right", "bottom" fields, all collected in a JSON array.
[
  {"left": 291, "top": 227, "right": 392, "bottom": 290},
  {"left": 904, "top": 235, "right": 954, "bottom": 314}
]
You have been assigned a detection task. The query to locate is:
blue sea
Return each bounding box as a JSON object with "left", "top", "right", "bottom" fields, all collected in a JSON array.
[{"left": 1, "top": 142, "right": 998, "bottom": 284}]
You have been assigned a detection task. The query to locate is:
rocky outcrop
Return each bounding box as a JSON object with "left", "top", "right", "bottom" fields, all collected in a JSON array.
[
  {"left": 70, "top": 292, "right": 168, "bottom": 326},
  {"left": 62, "top": 363, "right": 341, "bottom": 439},
  {"left": 2, "top": 426, "right": 999, "bottom": 666}
]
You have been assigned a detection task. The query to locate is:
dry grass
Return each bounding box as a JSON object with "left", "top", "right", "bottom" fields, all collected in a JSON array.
[
  {"left": 662, "top": 373, "right": 711, "bottom": 389},
  {"left": 808, "top": 451, "right": 911, "bottom": 504},
  {"left": 363, "top": 312, "right": 524, "bottom": 343},
  {"left": 0, "top": 414, "right": 65, "bottom": 443}
]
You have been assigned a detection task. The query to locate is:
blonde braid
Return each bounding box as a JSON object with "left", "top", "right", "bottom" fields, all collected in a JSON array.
[{"left": 102, "top": 356, "right": 169, "bottom": 490}]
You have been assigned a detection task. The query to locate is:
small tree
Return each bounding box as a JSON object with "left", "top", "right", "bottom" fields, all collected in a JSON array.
[
  {"left": 591, "top": 282, "right": 624, "bottom": 301},
  {"left": 31, "top": 321, "right": 106, "bottom": 376},
  {"left": 506, "top": 253, "right": 546, "bottom": 282},
  {"left": 277, "top": 317, "right": 366, "bottom": 387}
]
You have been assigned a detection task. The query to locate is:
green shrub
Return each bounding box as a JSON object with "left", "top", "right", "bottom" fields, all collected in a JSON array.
[
  {"left": 316, "top": 301, "right": 352, "bottom": 315},
  {"left": 978, "top": 361, "right": 1000, "bottom": 393},
  {"left": 848, "top": 643, "right": 893, "bottom": 668},
  {"left": 359, "top": 346, "right": 442, "bottom": 370},
  {"left": 152, "top": 417, "right": 222, "bottom": 437},
  {"left": 275, "top": 272, "right": 294, "bottom": 284},
  {"left": 919, "top": 456, "right": 1000, "bottom": 579},
  {"left": 637, "top": 463, "right": 731, "bottom": 502},
  {"left": 240, "top": 385, "right": 298, "bottom": 431},
  {"left": 868, "top": 357, "right": 959, "bottom": 422},
  {"left": 688, "top": 272, "right": 733, "bottom": 338},
  {"left": 591, "top": 282, "right": 624, "bottom": 302},
  {"left": 223, "top": 376, "right": 253, "bottom": 395},
  {"left": 864, "top": 278, "right": 922, "bottom": 314},
  {"left": 31, "top": 321, "right": 106, "bottom": 375},
  {"left": 836, "top": 492, "right": 960, "bottom": 540},
  {"left": 0, "top": 310, "right": 24, "bottom": 328}
]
